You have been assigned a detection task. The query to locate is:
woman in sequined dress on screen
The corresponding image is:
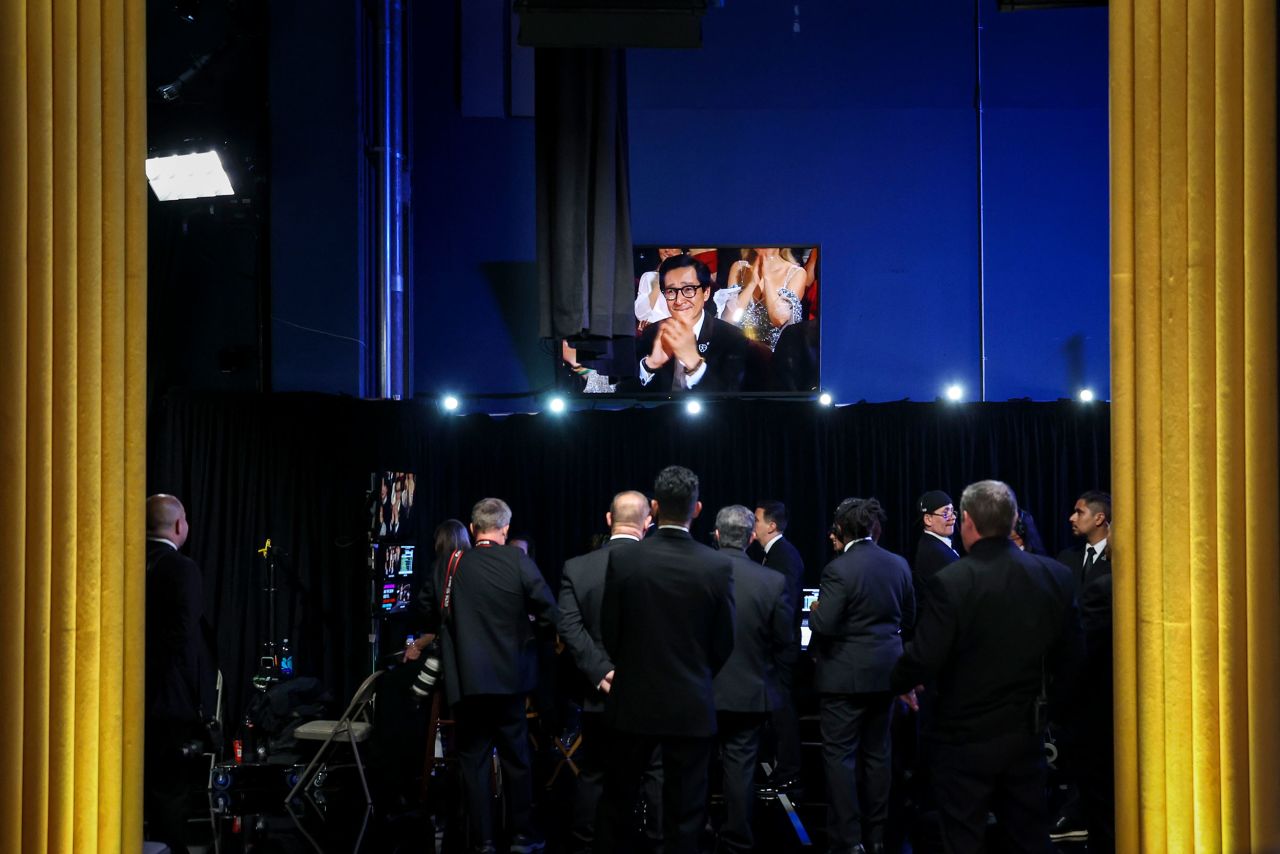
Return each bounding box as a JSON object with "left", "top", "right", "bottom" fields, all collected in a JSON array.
[{"left": 714, "top": 247, "right": 806, "bottom": 351}]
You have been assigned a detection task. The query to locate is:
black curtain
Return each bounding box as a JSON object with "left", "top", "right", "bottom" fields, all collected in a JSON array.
[
  {"left": 149, "top": 392, "right": 1109, "bottom": 722},
  {"left": 535, "top": 48, "right": 635, "bottom": 353}
]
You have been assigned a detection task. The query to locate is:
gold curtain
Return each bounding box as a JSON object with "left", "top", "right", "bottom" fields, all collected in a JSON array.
[
  {"left": 1111, "top": 0, "right": 1280, "bottom": 851},
  {"left": 0, "top": 0, "right": 146, "bottom": 851}
]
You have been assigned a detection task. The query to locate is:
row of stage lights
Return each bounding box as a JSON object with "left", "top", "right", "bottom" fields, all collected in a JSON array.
[{"left": 439, "top": 387, "right": 1099, "bottom": 415}]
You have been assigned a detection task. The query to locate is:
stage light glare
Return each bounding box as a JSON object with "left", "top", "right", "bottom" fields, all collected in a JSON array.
[
  {"left": 145, "top": 151, "right": 234, "bottom": 201},
  {"left": 686, "top": 400, "right": 702, "bottom": 416},
  {"left": 944, "top": 384, "right": 964, "bottom": 402},
  {"left": 548, "top": 396, "right": 567, "bottom": 414},
  {"left": 442, "top": 395, "right": 460, "bottom": 412},
  {"left": 1078, "top": 388, "right": 1095, "bottom": 403},
  {"left": 818, "top": 392, "right": 833, "bottom": 407}
]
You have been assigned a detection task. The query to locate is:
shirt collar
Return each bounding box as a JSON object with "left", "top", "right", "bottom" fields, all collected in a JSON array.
[
  {"left": 658, "top": 523, "right": 690, "bottom": 533},
  {"left": 761, "top": 532, "right": 782, "bottom": 553},
  {"left": 692, "top": 310, "right": 706, "bottom": 339},
  {"left": 147, "top": 536, "right": 179, "bottom": 550},
  {"left": 843, "top": 537, "right": 872, "bottom": 553},
  {"left": 1090, "top": 537, "right": 1108, "bottom": 557},
  {"left": 610, "top": 533, "right": 640, "bottom": 542},
  {"left": 924, "top": 530, "right": 953, "bottom": 549}
]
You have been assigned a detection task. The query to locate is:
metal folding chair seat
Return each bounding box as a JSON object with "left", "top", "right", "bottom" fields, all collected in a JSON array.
[{"left": 285, "top": 670, "right": 382, "bottom": 804}]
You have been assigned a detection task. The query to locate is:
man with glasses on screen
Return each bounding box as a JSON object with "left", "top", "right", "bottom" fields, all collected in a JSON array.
[{"left": 634, "top": 254, "right": 747, "bottom": 393}]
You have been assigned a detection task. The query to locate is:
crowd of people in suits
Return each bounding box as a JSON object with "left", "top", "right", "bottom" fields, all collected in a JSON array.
[{"left": 396, "top": 468, "right": 1115, "bottom": 854}]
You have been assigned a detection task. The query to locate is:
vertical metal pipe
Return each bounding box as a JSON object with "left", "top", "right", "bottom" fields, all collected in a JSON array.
[
  {"left": 974, "top": 0, "right": 988, "bottom": 402},
  {"left": 376, "top": 0, "right": 406, "bottom": 399}
]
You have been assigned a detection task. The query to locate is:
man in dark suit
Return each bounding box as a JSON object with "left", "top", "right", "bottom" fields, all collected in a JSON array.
[
  {"left": 144, "top": 494, "right": 217, "bottom": 854},
  {"left": 753, "top": 499, "right": 805, "bottom": 791},
  {"left": 712, "top": 505, "right": 793, "bottom": 853},
  {"left": 421, "top": 497, "right": 558, "bottom": 854},
  {"left": 1057, "top": 490, "right": 1111, "bottom": 590},
  {"left": 912, "top": 489, "right": 959, "bottom": 611},
  {"left": 557, "top": 490, "right": 652, "bottom": 854},
  {"left": 632, "top": 254, "right": 747, "bottom": 393},
  {"left": 810, "top": 497, "right": 915, "bottom": 854},
  {"left": 892, "top": 480, "right": 1083, "bottom": 854},
  {"left": 598, "top": 465, "right": 736, "bottom": 854}
]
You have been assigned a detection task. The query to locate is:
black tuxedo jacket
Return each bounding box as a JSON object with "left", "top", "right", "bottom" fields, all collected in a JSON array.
[
  {"left": 810, "top": 540, "right": 915, "bottom": 694},
  {"left": 912, "top": 532, "right": 959, "bottom": 610},
  {"left": 1056, "top": 544, "right": 1110, "bottom": 590},
  {"left": 762, "top": 535, "right": 805, "bottom": 624},
  {"left": 423, "top": 544, "right": 559, "bottom": 705},
  {"left": 713, "top": 549, "right": 792, "bottom": 713},
  {"left": 602, "top": 527, "right": 736, "bottom": 737},
  {"left": 145, "top": 540, "right": 217, "bottom": 723},
  {"left": 632, "top": 315, "right": 748, "bottom": 393},
  {"left": 558, "top": 536, "right": 638, "bottom": 713},
  {"left": 892, "top": 537, "right": 1083, "bottom": 743}
]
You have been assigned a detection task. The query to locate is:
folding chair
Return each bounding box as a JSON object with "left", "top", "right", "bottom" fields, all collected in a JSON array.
[{"left": 285, "top": 670, "right": 382, "bottom": 805}]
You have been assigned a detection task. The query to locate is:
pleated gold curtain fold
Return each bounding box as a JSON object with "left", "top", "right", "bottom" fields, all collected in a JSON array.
[
  {"left": 0, "top": 1, "right": 146, "bottom": 852},
  {"left": 1111, "top": 0, "right": 1280, "bottom": 851}
]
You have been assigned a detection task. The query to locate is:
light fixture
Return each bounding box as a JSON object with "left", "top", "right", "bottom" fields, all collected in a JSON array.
[
  {"left": 685, "top": 400, "right": 702, "bottom": 416},
  {"left": 944, "top": 384, "right": 964, "bottom": 402},
  {"left": 145, "top": 151, "right": 234, "bottom": 201},
  {"left": 1078, "top": 388, "right": 1095, "bottom": 403},
  {"left": 818, "top": 391, "right": 833, "bottom": 407},
  {"left": 442, "top": 395, "right": 459, "bottom": 412},
  {"left": 548, "top": 396, "right": 567, "bottom": 414}
]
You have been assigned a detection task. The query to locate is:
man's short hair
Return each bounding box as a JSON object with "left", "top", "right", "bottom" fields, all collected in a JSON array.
[
  {"left": 960, "top": 480, "right": 1019, "bottom": 539},
  {"left": 471, "top": 497, "right": 512, "bottom": 532},
  {"left": 146, "top": 494, "right": 185, "bottom": 535},
  {"left": 1078, "top": 490, "right": 1112, "bottom": 524},
  {"left": 834, "top": 497, "right": 886, "bottom": 541},
  {"left": 756, "top": 499, "right": 788, "bottom": 533},
  {"left": 609, "top": 490, "right": 650, "bottom": 528},
  {"left": 658, "top": 253, "right": 712, "bottom": 290},
  {"left": 653, "top": 465, "right": 699, "bottom": 522},
  {"left": 715, "top": 505, "right": 756, "bottom": 550}
]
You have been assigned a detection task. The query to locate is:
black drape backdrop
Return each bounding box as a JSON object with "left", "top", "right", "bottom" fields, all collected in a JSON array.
[{"left": 149, "top": 392, "right": 1109, "bottom": 723}]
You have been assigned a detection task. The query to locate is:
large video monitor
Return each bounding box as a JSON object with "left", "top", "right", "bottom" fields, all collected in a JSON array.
[
  {"left": 369, "top": 471, "right": 418, "bottom": 542},
  {"left": 560, "top": 245, "right": 820, "bottom": 395}
]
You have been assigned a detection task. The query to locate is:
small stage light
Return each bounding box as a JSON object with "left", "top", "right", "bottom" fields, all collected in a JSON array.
[
  {"left": 685, "top": 400, "right": 702, "bottom": 416},
  {"left": 548, "top": 396, "right": 567, "bottom": 414},
  {"left": 944, "top": 384, "right": 964, "bottom": 402},
  {"left": 442, "top": 395, "right": 459, "bottom": 412},
  {"left": 145, "top": 151, "right": 234, "bottom": 201},
  {"left": 1078, "top": 388, "right": 1095, "bottom": 403},
  {"left": 818, "top": 392, "right": 833, "bottom": 407}
]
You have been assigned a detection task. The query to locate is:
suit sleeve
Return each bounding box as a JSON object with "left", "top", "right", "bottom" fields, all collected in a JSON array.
[
  {"left": 166, "top": 563, "right": 205, "bottom": 720},
  {"left": 557, "top": 567, "right": 614, "bottom": 685},
  {"left": 710, "top": 563, "right": 736, "bottom": 676},
  {"left": 412, "top": 555, "right": 443, "bottom": 631},
  {"left": 891, "top": 572, "right": 959, "bottom": 694},
  {"left": 768, "top": 576, "right": 795, "bottom": 670},
  {"left": 601, "top": 551, "right": 624, "bottom": 661},
  {"left": 900, "top": 559, "right": 917, "bottom": 638},
  {"left": 1044, "top": 565, "right": 1085, "bottom": 713},
  {"left": 520, "top": 555, "right": 559, "bottom": 631},
  {"left": 809, "top": 561, "right": 849, "bottom": 636}
]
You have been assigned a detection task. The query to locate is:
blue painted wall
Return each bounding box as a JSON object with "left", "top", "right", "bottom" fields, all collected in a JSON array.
[{"left": 277, "top": 0, "right": 1109, "bottom": 405}]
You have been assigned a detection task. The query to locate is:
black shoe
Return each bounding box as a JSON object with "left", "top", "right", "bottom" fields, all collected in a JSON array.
[
  {"left": 1049, "top": 801, "right": 1089, "bottom": 842},
  {"left": 509, "top": 832, "right": 547, "bottom": 853}
]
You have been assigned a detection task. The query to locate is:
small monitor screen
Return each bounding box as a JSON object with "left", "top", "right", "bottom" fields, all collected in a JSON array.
[
  {"left": 801, "top": 588, "right": 819, "bottom": 612},
  {"left": 373, "top": 544, "right": 416, "bottom": 612},
  {"left": 800, "top": 588, "right": 819, "bottom": 650},
  {"left": 369, "top": 471, "right": 418, "bottom": 542}
]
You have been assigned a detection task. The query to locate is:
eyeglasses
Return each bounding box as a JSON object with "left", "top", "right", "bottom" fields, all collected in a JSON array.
[
  {"left": 662, "top": 285, "right": 704, "bottom": 300},
  {"left": 925, "top": 508, "right": 956, "bottom": 519}
]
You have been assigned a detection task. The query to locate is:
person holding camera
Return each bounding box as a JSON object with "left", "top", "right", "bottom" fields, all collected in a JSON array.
[
  {"left": 416, "top": 497, "right": 558, "bottom": 854},
  {"left": 144, "top": 494, "right": 218, "bottom": 854},
  {"left": 891, "top": 480, "right": 1082, "bottom": 854}
]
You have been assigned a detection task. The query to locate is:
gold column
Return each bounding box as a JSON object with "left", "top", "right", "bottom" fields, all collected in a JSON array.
[
  {"left": 1111, "top": 0, "right": 1280, "bottom": 851},
  {"left": 0, "top": 0, "right": 147, "bottom": 851}
]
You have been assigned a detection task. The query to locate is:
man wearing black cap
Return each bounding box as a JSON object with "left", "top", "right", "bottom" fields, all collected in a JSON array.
[{"left": 913, "top": 490, "right": 959, "bottom": 610}]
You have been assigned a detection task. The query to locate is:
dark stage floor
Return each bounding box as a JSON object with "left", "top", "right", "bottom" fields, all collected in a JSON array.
[{"left": 175, "top": 744, "right": 1096, "bottom": 854}]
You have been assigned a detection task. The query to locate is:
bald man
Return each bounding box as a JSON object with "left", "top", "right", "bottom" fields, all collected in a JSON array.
[
  {"left": 557, "top": 490, "right": 652, "bottom": 854},
  {"left": 144, "top": 495, "right": 216, "bottom": 854}
]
